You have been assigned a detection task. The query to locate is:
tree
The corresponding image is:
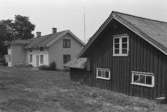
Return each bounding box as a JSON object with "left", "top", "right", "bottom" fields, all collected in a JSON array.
[
  {"left": 0, "top": 20, "right": 14, "bottom": 55},
  {"left": 0, "top": 15, "right": 35, "bottom": 56},
  {"left": 0, "top": 19, "right": 14, "bottom": 41},
  {"left": 14, "top": 15, "right": 35, "bottom": 40}
]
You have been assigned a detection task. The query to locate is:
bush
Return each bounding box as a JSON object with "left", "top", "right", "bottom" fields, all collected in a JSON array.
[
  {"left": 49, "top": 62, "right": 56, "bottom": 70},
  {"left": 38, "top": 65, "right": 50, "bottom": 70},
  {"left": 0, "top": 57, "right": 7, "bottom": 66},
  {"left": 38, "top": 62, "right": 56, "bottom": 71},
  {"left": 26, "top": 64, "right": 33, "bottom": 67}
]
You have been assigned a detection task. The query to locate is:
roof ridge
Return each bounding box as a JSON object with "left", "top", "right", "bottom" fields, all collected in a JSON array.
[
  {"left": 37, "top": 30, "right": 68, "bottom": 38},
  {"left": 112, "top": 11, "right": 167, "bottom": 24}
]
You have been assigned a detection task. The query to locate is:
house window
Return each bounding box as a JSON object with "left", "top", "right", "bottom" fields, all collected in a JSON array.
[
  {"left": 40, "top": 54, "right": 44, "bottom": 64},
  {"left": 29, "top": 54, "right": 33, "bottom": 63},
  {"left": 63, "top": 55, "right": 71, "bottom": 64},
  {"left": 96, "top": 68, "right": 111, "bottom": 80},
  {"left": 63, "top": 39, "right": 71, "bottom": 48},
  {"left": 131, "top": 71, "right": 155, "bottom": 87},
  {"left": 113, "top": 35, "right": 129, "bottom": 56},
  {"left": 40, "top": 47, "right": 44, "bottom": 51}
]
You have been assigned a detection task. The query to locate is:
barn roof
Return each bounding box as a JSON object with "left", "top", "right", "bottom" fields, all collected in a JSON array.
[{"left": 80, "top": 11, "right": 167, "bottom": 56}]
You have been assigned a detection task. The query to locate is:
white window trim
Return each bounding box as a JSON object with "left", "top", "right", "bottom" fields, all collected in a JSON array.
[
  {"left": 113, "top": 34, "right": 129, "bottom": 56},
  {"left": 131, "top": 71, "right": 155, "bottom": 88},
  {"left": 96, "top": 68, "right": 111, "bottom": 80}
]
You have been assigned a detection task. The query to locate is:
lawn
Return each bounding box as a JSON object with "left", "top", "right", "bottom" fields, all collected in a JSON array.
[{"left": 0, "top": 66, "right": 166, "bottom": 112}]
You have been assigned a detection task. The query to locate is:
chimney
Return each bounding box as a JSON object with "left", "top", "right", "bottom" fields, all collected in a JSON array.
[
  {"left": 52, "top": 28, "right": 57, "bottom": 34},
  {"left": 36, "top": 32, "right": 41, "bottom": 38}
]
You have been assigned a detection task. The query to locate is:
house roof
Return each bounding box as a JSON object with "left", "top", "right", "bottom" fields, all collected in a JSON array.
[
  {"left": 6, "top": 39, "right": 30, "bottom": 46},
  {"left": 80, "top": 11, "right": 167, "bottom": 56},
  {"left": 64, "top": 58, "right": 87, "bottom": 69},
  {"left": 24, "top": 30, "right": 85, "bottom": 49}
]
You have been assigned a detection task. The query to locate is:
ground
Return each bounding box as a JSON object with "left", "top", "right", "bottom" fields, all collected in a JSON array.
[{"left": 0, "top": 67, "right": 166, "bottom": 112}]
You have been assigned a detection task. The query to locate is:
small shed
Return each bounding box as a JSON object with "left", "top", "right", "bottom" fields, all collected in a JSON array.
[{"left": 65, "top": 58, "right": 89, "bottom": 82}]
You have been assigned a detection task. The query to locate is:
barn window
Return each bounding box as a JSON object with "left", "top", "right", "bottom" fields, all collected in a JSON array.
[
  {"left": 96, "top": 68, "right": 111, "bottom": 80},
  {"left": 113, "top": 35, "right": 129, "bottom": 56},
  {"left": 131, "top": 71, "right": 155, "bottom": 87}
]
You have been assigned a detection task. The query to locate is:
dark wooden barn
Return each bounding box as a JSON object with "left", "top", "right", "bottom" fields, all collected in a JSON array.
[{"left": 65, "top": 11, "right": 167, "bottom": 99}]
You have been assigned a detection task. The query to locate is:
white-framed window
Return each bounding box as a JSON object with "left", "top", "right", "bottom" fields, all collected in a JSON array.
[
  {"left": 96, "top": 68, "right": 111, "bottom": 80},
  {"left": 40, "top": 54, "right": 44, "bottom": 64},
  {"left": 131, "top": 71, "right": 155, "bottom": 87},
  {"left": 113, "top": 35, "right": 129, "bottom": 56},
  {"left": 29, "top": 54, "right": 33, "bottom": 63}
]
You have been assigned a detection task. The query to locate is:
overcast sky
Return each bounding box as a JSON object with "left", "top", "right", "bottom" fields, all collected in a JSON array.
[{"left": 0, "top": 0, "right": 167, "bottom": 42}]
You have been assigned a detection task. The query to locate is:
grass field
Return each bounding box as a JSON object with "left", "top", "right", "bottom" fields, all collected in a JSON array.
[{"left": 0, "top": 66, "right": 166, "bottom": 112}]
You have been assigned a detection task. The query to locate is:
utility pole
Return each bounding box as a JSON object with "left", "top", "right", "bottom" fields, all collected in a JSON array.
[
  {"left": 82, "top": 0, "right": 86, "bottom": 43},
  {"left": 83, "top": 7, "right": 86, "bottom": 43}
]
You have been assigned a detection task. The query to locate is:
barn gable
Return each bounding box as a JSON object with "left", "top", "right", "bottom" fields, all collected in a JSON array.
[{"left": 80, "top": 11, "right": 167, "bottom": 57}]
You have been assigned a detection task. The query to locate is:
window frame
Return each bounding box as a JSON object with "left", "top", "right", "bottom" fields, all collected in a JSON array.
[
  {"left": 63, "top": 39, "right": 71, "bottom": 48},
  {"left": 96, "top": 68, "right": 111, "bottom": 80},
  {"left": 131, "top": 71, "right": 155, "bottom": 87},
  {"left": 113, "top": 34, "right": 129, "bottom": 56}
]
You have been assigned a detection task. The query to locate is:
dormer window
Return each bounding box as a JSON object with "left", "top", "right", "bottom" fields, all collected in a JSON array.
[{"left": 113, "top": 35, "right": 129, "bottom": 56}]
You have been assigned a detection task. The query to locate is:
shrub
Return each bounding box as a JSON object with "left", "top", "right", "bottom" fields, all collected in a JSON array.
[
  {"left": 49, "top": 62, "right": 56, "bottom": 70},
  {"left": 38, "top": 65, "right": 50, "bottom": 70},
  {"left": 26, "top": 64, "right": 33, "bottom": 67},
  {"left": 38, "top": 62, "right": 56, "bottom": 71}
]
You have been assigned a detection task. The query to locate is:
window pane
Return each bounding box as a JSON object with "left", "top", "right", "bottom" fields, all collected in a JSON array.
[
  {"left": 114, "top": 44, "right": 119, "bottom": 48},
  {"left": 114, "top": 38, "right": 119, "bottom": 43},
  {"left": 134, "top": 74, "right": 140, "bottom": 83},
  {"left": 30, "top": 55, "right": 32, "bottom": 63},
  {"left": 122, "top": 43, "right": 127, "bottom": 48},
  {"left": 40, "top": 55, "right": 44, "bottom": 64},
  {"left": 146, "top": 76, "right": 152, "bottom": 85},
  {"left": 63, "top": 55, "right": 71, "bottom": 64},
  {"left": 114, "top": 49, "right": 119, "bottom": 54},
  {"left": 98, "top": 70, "right": 101, "bottom": 77},
  {"left": 63, "top": 39, "right": 71, "bottom": 48},
  {"left": 140, "top": 75, "right": 145, "bottom": 83},
  {"left": 105, "top": 71, "right": 109, "bottom": 78},
  {"left": 122, "top": 38, "right": 127, "bottom": 43},
  {"left": 122, "top": 49, "right": 127, "bottom": 54}
]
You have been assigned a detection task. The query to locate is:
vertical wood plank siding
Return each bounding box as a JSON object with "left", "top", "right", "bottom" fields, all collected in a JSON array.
[{"left": 71, "top": 20, "right": 167, "bottom": 99}]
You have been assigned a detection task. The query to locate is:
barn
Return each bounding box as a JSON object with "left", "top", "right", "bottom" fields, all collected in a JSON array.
[{"left": 65, "top": 11, "right": 167, "bottom": 99}]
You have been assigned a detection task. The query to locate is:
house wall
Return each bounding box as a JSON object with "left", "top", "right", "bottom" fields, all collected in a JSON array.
[
  {"left": 48, "top": 34, "right": 83, "bottom": 70},
  {"left": 27, "top": 50, "right": 49, "bottom": 67},
  {"left": 8, "top": 44, "right": 26, "bottom": 66},
  {"left": 79, "top": 19, "right": 167, "bottom": 99}
]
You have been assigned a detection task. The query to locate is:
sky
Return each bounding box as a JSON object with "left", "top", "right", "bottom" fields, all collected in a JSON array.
[{"left": 0, "top": 0, "right": 167, "bottom": 42}]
